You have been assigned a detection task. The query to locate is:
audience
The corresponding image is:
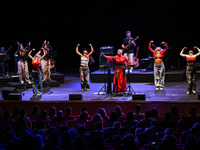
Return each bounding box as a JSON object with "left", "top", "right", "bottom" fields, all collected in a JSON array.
[{"left": 0, "top": 105, "right": 200, "bottom": 150}]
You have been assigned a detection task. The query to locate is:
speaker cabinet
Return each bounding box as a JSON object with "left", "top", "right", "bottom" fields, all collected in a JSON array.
[
  {"left": 132, "top": 93, "right": 146, "bottom": 100},
  {"left": 2, "top": 87, "right": 17, "bottom": 100},
  {"left": 69, "top": 94, "right": 82, "bottom": 100},
  {"left": 7, "top": 93, "right": 22, "bottom": 100}
]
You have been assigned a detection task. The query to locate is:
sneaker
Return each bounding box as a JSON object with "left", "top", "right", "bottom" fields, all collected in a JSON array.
[
  {"left": 192, "top": 90, "right": 196, "bottom": 94},
  {"left": 86, "top": 89, "right": 90, "bottom": 91},
  {"left": 38, "top": 93, "right": 42, "bottom": 96},
  {"left": 187, "top": 91, "right": 190, "bottom": 94},
  {"left": 81, "top": 89, "right": 84, "bottom": 91},
  {"left": 28, "top": 81, "right": 32, "bottom": 84},
  {"left": 125, "top": 69, "right": 128, "bottom": 73},
  {"left": 160, "top": 87, "right": 163, "bottom": 91},
  {"left": 42, "top": 79, "right": 46, "bottom": 82},
  {"left": 129, "top": 69, "right": 133, "bottom": 73},
  {"left": 20, "top": 81, "right": 24, "bottom": 84},
  {"left": 156, "top": 87, "right": 159, "bottom": 91}
]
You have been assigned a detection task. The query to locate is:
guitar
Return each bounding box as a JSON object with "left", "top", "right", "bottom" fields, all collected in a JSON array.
[
  {"left": 50, "top": 58, "right": 55, "bottom": 69},
  {"left": 124, "top": 36, "right": 139, "bottom": 51},
  {"left": 133, "top": 46, "right": 140, "bottom": 68}
]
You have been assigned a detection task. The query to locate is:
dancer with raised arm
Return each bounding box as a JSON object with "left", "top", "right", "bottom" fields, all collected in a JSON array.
[
  {"left": 76, "top": 44, "right": 94, "bottom": 91},
  {"left": 102, "top": 49, "right": 131, "bottom": 94},
  {"left": 180, "top": 46, "right": 200, "bottom": 94},
  {"left": 148, "top": 40, "right": 168, "bottom": 91},
  {"left": 28, "top": 48, "right": 46, "bottom": 96},
  {"left": 14, "top": 41, "right": 32, "bottom": 84},
  {"left": 37, "top": 40, "right": 52, "bottom": 82}
]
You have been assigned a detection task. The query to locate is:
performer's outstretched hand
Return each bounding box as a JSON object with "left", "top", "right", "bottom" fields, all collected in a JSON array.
[{"left": 149, "top": 40, "right": 154, "bottom": 44}]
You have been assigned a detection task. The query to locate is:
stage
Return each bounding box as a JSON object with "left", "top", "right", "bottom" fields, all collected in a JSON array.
[
  {"left": 1, "top": 70, "right": 200, "bottom": 118},
  {"left": 0, "top": 71, "right": 200, "bottom": 101}
]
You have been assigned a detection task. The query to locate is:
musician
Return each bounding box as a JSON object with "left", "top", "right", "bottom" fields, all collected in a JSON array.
[
  {"left": 76, "top": 44, "right": 94, "bottom": 91},
  {"left": 148, "top": 40, "right": 168, "bottom": 91},
  {"left": 121, "top": 31, "right": 136, "bottom": 72},
  {"left": 180, "top": 46, "right": 200, "bottom": 94},
  {"left": 102, "top": 49, "right": 131, "bottom": 93},
  {"left": 28, "top": 48, "right": 46, "bottom": 96},
  {"left": 0, "top": 47, "right": 6, "bottom": 77},
  {"left": 37, "top": 40, "right": 52, "bottom": 82},
  {"left": 15, "top": 41, "right": 31, "bottom": 84}
]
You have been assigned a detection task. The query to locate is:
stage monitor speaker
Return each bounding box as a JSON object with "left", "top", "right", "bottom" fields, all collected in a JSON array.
[
  {"left": 2, "top": 87, "right": 18, "bottom": 100},
  {"left": 69, "top": 94, "right": 82, "bottom": 100},
  {"left": 132, "top": 93, "right": 146, "bottom": 100},
  {"left": 7, "top": 93, "right": 22, "bottom": 100},
  {"left": 198, "top": 94, "right": 200, "bottom": 100}
]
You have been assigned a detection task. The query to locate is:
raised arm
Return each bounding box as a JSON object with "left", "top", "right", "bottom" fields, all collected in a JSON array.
[
  {"left": 39, "top": 48, "right": 46, "bottom": 61},
  {"left": 101, "top": 52, "right": 108, "bottom": 59},
  {"left": 28, "top": 49, "right": 35, "bottom": 60},
  {"left": 161, "top": 42, "right": 168, "bottom": 54},
  {"left": 148, "top": 40, "right": 155, "bottom": 54},
  {"left": 193, "top": 46, "right": 200, "bottom": 57},
  {"left": 87, "top": 44, "right": 94, "bottom": 57},
  {"left": 180, "top": 47, "right": 188, "bottom": 58},
  {"left": 76, "top": 44, "right": 83, "bottom": 57}
]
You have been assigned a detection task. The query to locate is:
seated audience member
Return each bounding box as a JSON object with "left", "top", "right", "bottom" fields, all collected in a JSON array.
[
  {"left": 123, "top": 133, "right": 139, "bottom": 150},
  {"left": 98, "top": 108, "right": 108, "bottom": 120},
  {"left": 171, "top": 105, "right": 181, "bottom": 123},
  {"left": 114, "top": 105, "right": 125, "bottom": 117},
  {"left": 51, "top": 110, "right": 66, "bottom": 122},
  {"left": 92, "top": 113, "right": 103, "bottom": 122},
  {"left": 137, "top": 111, "right": 153, "bottom": 130},
  {"left": 133, "top": 104, "right": 145, "bottom": 121},
  {"left": 65, "top": 107, "right": 72, "bottom": 117},
  {"left": 29, "top": 105, "right": 41, "bottom": 120},
  {"left": 77, "top": 111, "right": 89, "bottom": 122},
  {"left": 109, "top": 111, "right": 118, "bottom": 122},
  {"left": 159, "top": 112, "right": 177, "bottom": 130},
  {"left": 150, "top": 107, "right": 162, "bottom": 122},
  {"left": 48, "top": 106, "right": 57, "bottom": 120}
]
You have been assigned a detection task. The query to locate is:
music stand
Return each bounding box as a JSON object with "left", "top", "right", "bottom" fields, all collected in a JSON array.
[
  {"left": 98, "top": 63, "right": 107, "bottom": 95},
  {"left": 125, "top": 65, "right": 136, "bottom": 95}
]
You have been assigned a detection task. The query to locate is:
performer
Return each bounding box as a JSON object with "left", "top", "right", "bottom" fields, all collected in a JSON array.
[
  {"left": 148, "top": 40, "right": 168, "bottom": 91},
  {"left": 180, "top": 46, "right": 200, "bottom": 94},
  {"left": 37, "top": 40, "right": 52, "bottom": 82},
  {"left": 0, "top": 47, "right": 6, "bottom": 77},
  {"left": 14, "top": 41, "right": 31, "bottom": 84},
  {"left": 28, "top": 48, "right": 46, "bottom": 96},
  {"left": 76, "top": 44, "right": 94, "bottom": 91},
  {"left": 121, "top": 31, "right": 136, "bottom": 72},
  {"left": 102, "top": 49, "right": 131, "bottom": 93}
]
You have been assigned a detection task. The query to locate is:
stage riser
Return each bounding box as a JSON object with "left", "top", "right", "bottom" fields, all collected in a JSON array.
[
  {"left": 0, "top": 73, "right": 64, "bottom": 87},
  {"left": 91, "top": 72, "right": 186, "bottom": 83},
  {"left": 7, "top": 80, "right": 60, "bottom": 89}
]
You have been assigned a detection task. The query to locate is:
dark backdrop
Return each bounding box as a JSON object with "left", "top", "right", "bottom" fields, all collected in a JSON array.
[{"left": 0, "top": 0, "right": 199, "bottom": 74}]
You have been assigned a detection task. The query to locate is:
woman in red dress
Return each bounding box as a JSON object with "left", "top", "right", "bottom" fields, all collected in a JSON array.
[{"left": 102, "top": 49, "right": 131, "bottom": 93}]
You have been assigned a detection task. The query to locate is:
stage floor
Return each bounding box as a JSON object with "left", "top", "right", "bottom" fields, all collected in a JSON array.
[{"left": 0, "top": 73, "right": 200, "bottom": 101}]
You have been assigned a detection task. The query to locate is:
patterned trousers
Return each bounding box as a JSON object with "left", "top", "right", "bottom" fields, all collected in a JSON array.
[
  {"left": 154, "top": 63, "right": 165, "bottom": 87},
  {"left": 18, "top": 60, "right": 31, "bottom": 82},
  {"left": 186, "top": 66, "right": 196, "bottom": 92},
  {"left": 41, "top": 59, "right": 51, "bottom": 80}
]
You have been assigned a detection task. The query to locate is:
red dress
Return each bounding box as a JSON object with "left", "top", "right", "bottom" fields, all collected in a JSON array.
[{"left": 107, "top": 55, "right": 131, "bottom": 93}]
